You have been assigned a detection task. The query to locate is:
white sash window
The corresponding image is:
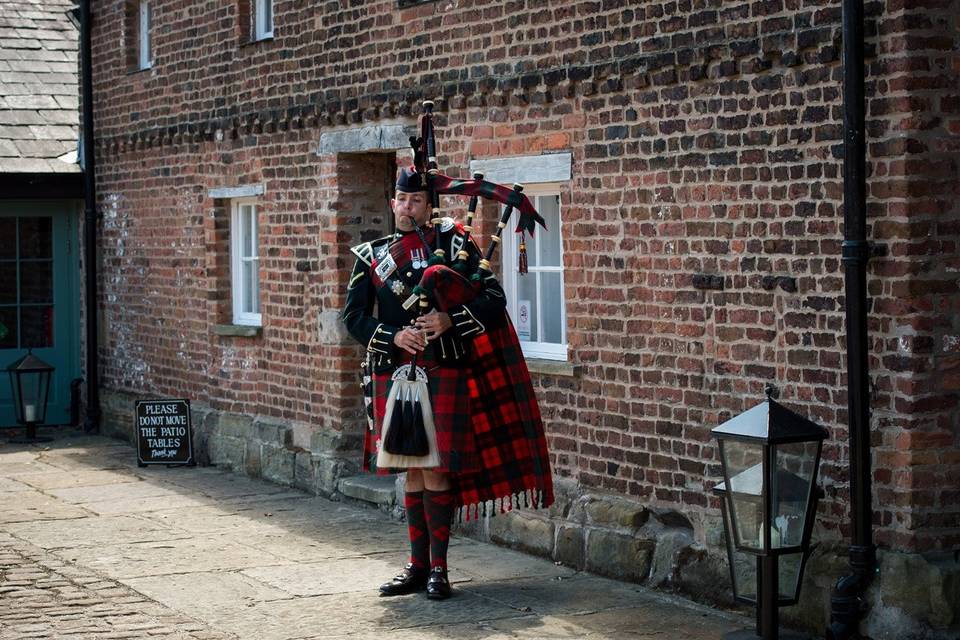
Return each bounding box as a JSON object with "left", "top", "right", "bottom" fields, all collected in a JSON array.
[
  {"left": 138, "top": 1, "right": 152, "bottom": 70},
  {"left": 254, "top": 0, "right": 273, "bottom": 40},
  {"left": 231, "top": 200, "right": 261, "bottom": 326},
  {"left": 470, "top": 154, "right": 571, "bottom": 362},
  {"left": 501, "top": 189, "right": 567, "bottom": 360}
]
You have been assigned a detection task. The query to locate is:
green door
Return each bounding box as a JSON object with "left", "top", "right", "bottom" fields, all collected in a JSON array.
[{"left": 0, "top": 202, "right": 80, "bottom": 427}]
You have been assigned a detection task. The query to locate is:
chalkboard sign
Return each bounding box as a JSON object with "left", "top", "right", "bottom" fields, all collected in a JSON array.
[{"left": 135, "top": 399, "right": 194, "bottom": 466}]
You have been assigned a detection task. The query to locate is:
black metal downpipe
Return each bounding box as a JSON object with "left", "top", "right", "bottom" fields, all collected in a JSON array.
[
  {"left": 79, "top": 0, "right": 100, "bottom": 433},
  {"left": 828, "top": 0, "right": 877, "bottom": 638}
]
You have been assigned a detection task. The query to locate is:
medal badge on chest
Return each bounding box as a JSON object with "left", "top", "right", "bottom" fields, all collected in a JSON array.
[
  {"left": 390, "top": 279, "right": 406, "bottom": 297},
  {"left": 410, "top": 247, "right": 427, "bottom": 270}
]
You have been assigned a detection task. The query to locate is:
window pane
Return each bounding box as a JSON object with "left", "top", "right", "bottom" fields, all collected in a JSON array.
[
  {"left": 0, "top": 263, "right": 16, "bottom": 305},
  {"left": 243, "top": 260, "right": 259, "bottom": 314},
  {"left": 242, "top": 206, "right": 255, "bottom": 259},
  {"left": 541, "top": 271, "right": 563, "bottom": 344},
  {"left": 516, "top": 273, "right": 537, "bottom": 342},
  {"left": 265, "top": 0, "right": 273, "bottom": 32},
  {"left": 140, "top": 1, "right": 151, "bottom": 67},
  {"left": 538, "top": 195, "right": 562, "bottom": 267},
  {"left": 19, "top": 217, "right": 52, "bottom": 259},
  {"left": 0, "top": 219, "right": 16, "bottom": 259},
  {"left": 21, "top": 306, "right": 53, "bottom": 348},
  {"left": 0, "top": 307, "right": 17, "bottom": 349},
  {"left": 21, "top": 261, "right": 53, "bottom": 304}
]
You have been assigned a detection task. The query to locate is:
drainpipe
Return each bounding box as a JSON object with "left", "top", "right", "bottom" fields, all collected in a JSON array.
[
  {"left": 827, "top": 0, "right": 877, "bottom": 637},
  {"left": 79, "top": 0, "right": 100, "bottom": 433}
]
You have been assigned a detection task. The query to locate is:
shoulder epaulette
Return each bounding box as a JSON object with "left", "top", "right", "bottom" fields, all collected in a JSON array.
[
  {"left": 350, "top": 242, "right": 373, "bottom": 267},
  {"left": 350, "top": 235, "right": 393, "bottom": 267}
]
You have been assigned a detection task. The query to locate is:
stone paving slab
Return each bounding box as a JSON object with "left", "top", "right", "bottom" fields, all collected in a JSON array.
[
  {"left": 46, "top": 479, "right": 186, "bottom": 504},
  {"left": 240, "top": 553, "right": 419, "bottom": 596},
  {"left": 454, "top": 541, "right": 578, "bottom": 582},
  {"left": 7, "top": 468, "right": 142, "bottom": 490},
  {"left": 138, "top": 467, "right": 298, "bottom": 499},
  {"left": 0, "top": 476, "right": 31, "bottom": 493},
  {"left": 4, "top": 515, "right": 191, "bottom": 550},
  {"left": 122, "top": 571, "right": 293, "bottom": 614},
  {"left": 52, "top": 535, "right": 293, "bottom": 580},
  {"left": 0, "top": 459, "right": 63, "bottom": 477},
  {"left": 73, "top": 492, "right": 212, "bottom": 516},
  {"left": 0, "top": 491, "right": 90, "bottom": 524},
  {"left": 198, "top": 590, "right": 530, "bottom": 640}
]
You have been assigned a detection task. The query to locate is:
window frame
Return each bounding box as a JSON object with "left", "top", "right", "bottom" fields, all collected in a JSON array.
[
  {"left": 500, "top": 184, "right": 567, "bottom": 361},
  {"left": 254, "top": 0, "right": 274, "bottom": 41},
  {"left": 230, "top": 199, "right": 262, "bottom": 327},
  {"left": 137, "top": 0, "right": 152, "bottom": 70}
]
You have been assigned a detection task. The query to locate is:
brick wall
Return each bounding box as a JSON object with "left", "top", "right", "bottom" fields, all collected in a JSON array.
[{"left": 90, "top": 0, "right": 959, "bottom": 559}]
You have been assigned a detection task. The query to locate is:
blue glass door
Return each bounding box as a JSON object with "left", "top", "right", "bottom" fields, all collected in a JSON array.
[{"left": 0, "top": 203, "right": 79, "bottom": 427}]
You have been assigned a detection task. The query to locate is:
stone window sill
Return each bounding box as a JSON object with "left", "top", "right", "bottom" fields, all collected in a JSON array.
[
  {"left": 526, "top": 358, "right": 580, "bottom": 377},
  {"left": 214, "top": 324, "right": 261, "bottom": 337}
]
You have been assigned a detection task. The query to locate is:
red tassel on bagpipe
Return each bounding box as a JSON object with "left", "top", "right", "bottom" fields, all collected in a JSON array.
[{"left": 518, "top": 232, "right": 528, "bottom": 275}]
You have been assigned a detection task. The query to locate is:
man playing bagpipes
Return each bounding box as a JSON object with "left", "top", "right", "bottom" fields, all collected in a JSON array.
[{"left": 341, "top": 101, "right": 554, "bottom": 600}]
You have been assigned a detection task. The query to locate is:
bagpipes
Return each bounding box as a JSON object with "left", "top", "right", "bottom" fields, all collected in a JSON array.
[
  {"left": 376, "top": 100, "right": 547, "bottom": 469},
  {"left": 412, "top": 99, "right": 546, "bottom": 282}
]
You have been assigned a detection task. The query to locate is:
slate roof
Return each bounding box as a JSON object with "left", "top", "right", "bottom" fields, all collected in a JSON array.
[{"left": 0, "top": 0, "right": 80, "bottom": 174}]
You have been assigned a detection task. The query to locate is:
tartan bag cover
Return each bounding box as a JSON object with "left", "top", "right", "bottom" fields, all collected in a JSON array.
[{"left": 420, "top": 265, "right": 555, "bottom": 520}]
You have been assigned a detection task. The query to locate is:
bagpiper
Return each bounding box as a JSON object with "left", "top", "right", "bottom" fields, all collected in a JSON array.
[{"left": 341, "top": 102, "right": 554, "bottom": 600}]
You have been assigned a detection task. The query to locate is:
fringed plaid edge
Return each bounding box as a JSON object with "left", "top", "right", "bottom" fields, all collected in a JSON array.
[{"left": 455, "top": 487, "right": 552, "bottom": 523}]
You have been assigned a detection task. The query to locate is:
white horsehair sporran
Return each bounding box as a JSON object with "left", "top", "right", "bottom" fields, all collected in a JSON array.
[{"left": 376, "top": 363, "right": 440, "bottom": 469}]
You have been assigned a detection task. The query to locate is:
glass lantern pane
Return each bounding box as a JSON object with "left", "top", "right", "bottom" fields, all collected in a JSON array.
[
  {"left": 18, "top": 371, "right": 48, "bottom": 421},
  {"left": 778, "top": 551, "right": 806, "bottom": 604},
  {"left": 722, "top": 500, "right": 758, "bottom": 603},
  {"left": 721, "top": 439, "right": 765, "bottom": 551},
  {"left": 770, "top": 441, "right": 818, "bottom": 549}
]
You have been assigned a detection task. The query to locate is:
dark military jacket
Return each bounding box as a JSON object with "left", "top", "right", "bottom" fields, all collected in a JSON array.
[{"left": 342, "top": 218, "right": 507, "bottom": 373}]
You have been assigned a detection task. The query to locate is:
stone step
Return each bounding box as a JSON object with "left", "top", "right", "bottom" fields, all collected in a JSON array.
[{"left": 338, "top": 474, "right": 397, "bottom": 508}]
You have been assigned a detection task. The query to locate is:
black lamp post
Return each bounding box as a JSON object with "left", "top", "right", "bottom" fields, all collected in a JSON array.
[
  {"left": 8, "top": 350, "right": 55, "bottom": 443},
  {"left": 711, "top": 395, "right": 828, "bottom": 640}
]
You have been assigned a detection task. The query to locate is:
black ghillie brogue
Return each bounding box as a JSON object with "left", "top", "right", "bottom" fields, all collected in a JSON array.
[
  {"left": 378, "top": 563, "right": 429, "bottom": 596},
  {"left": 425, "top": 566, "right": 452, "bottom": 600}
]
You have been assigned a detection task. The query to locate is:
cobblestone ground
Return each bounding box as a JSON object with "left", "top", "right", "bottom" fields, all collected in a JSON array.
[{"left": 0, "top": 535, "right": 231, "bottom": 640}]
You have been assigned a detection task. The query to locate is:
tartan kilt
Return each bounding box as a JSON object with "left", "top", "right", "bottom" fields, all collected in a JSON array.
[{"left": 362, "top": 349, "right": 480, "bottom": 475}]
